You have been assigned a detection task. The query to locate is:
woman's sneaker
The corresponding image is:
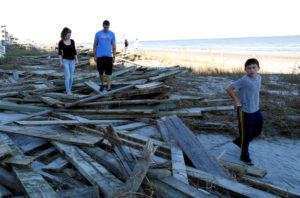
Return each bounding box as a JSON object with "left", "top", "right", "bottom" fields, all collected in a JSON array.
[{"left": 240, "top": 157, "right": 254, "bottom": 166}]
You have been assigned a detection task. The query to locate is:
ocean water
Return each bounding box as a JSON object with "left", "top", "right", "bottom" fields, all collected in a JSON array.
[{"left": 80, "top": 35, "right": 300, "bottom": 52}]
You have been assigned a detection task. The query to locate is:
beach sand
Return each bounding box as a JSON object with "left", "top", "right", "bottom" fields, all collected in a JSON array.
[{"left": 133, "top": 49, "right": 300, "bottom": 74}]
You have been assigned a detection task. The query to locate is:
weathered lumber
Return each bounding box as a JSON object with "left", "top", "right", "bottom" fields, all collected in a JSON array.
[
  {"left": 0, "top": 126, "right": 102, "bottom": 146},
  {"left": 33, "top": 147, "right": 56, "bottom": 160},
  {"left": 52, "top": 142, "right": 123, "bottom": 198},
  {"left": 112, "top": 66, "right": 137, "bottom": 77},
  {"left": 0, "top": 100, "right": 50, "bottom": 112},
  {"left": 0, "top": 134, "right": 12, "bottom": 159},
  {"left": 0, "top": 91, "right": 19, "bottom": 98},
  {"left": 159, "top": 177, "right": 212, "bottom": 198},
  {"left": 81, "top": 146, "right": 127, "bottom": 181},
  {"left": 0, "top": 184, "right": 13, "bottom": 197},
  {"left": 0, "top": 166, "right": 23, "bottom": 193},
  {"left": 1, "top": 109, "right": 53, "bottom": 125},
  {"left": 61, "top": 109, "right": 157, "bottom": 115},
  {"left": 157, "top": 119, "right": 189, "bottom": 184},
  {"left": 0, "top": 133, "right": 35, "bottom": 166},
  {"left": 241, "top": 175, "right": 300, "bottom": 198},
  {"left": 12, "top": 165, "right": 58, "bottom": 198},
  {"left": 186, "top": 166, "right": 278, "bottom": 198},
  {"left": 122, "top": 139, "right": 157, "bottom": 194},
  {"left": 135, "top": 81, "right": 164, "bottom": 89},
  {"left": 65, "top": 84, "right": 134, "bottom": 108},
  {"left": 30, "top": 161, "right": 64, "bottom": 184},
  {"left": 44, "top": 92, "right": 88, "bottom": 100},
  {"left": 114, "top": 122, "right": 149, "bottom": 131},
  {"left": 164, "top": 116, "right": 231, "bottom": 179},
  {"left": 150, "top": 179, "right": 189, "bottom": 198},
  {"left": 148, "top": 69, "right": 181, "bottom": 82},
  {"left": 42, "top": 157, "right": 69, "bottom": 172},
  {"left": 15, "top": 119, "right": 130, "bottom": 126},
  {"left": 57, "top": 186, "right": 100, "bottom": 198},
  {"left": 84, "top": 80, "right": 101, "bottom": 93},
  {"left": 77, "top": 98, "right": 186, "bottom": 107},
  {"left": 218, "top": 160, "right": 267, "bottom": 178},
  {"left": 40, "top": 96, "right": 63, "bottom": 107},
  {"left": 147, "top": 169, "right": 172, "bottom": 179}
]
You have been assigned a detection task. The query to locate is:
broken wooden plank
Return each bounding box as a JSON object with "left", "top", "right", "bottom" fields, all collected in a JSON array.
[
  {"left": 0, "top": 126, "right": 102, "bottom": 146},
  {"left": 157, "top": 118, "right": 189, "bottom": 184},
  {"left": 0, "top": 134, "right": 12, "bottom": 159},
  {"left": 0, "top": 133, "right": 35, "bottom": 166},
  {"left": 241, "top": 175, "right": 300, "bottom": 198},
  {"left": 114, "top": 122, "right": 149, "bottom": 131},
  {"left": 148, "top": 69, "right": 181, "bottom": 82},
  {"left": 159, "top": 177, "right": 212, "bottom": 198},
  {"left": 122, "top": 139, "right": 157, "bottom": 194},
  {"left": 65, "top": 84, "right": 134, "bottom": 108},
  {"left": 1, "top": 109, "right": 53, "bottom": 125},
  {"left": 0, "top": 166, "right": 23, "bottom": 194},
  {"left": 12, "top": 165, "right": 58, "bottom": 198},
  {"left": 135, "top": 81, "right": 164, "bottom": 89},
  {"left": 33, "top": 147, "right": 56, "bottom": 160},
  {"left": 164, "top": 116, "right": 231, "bottom": 179},
  {"left": 30, "top": 161, "right": 64, "bottom": 184},
  {"left": 44, "top": 92, "right": 88, "bottom": 100},
  {"left": 40, "top": 96, "right": 63, "bottom": 107},
  {"left": 0, "top": 91, "right": 19, "bottom": 98},
  {"left": 9, "top": 134, "right": 48, "bottom": 153},
  {"left": 81, "top": 146, "right": 127, "bottom": 181},
  {"left": 57, "top": 186, "right": 100, "bottom": 198},
  {"left": 84, "top": 81, "right": 101, "bottom": 93},
  {"left": 52, "top": 142, "right": 123, "bottom": 198},
  {"left": 42, "top": 157, "right": 69, "bottom": 172},
  {"left": 15, "top": 119, "right": 130, "bottom": 126},
  {"left": 0, "top": 100, "right": 50, "bottom": 112},
  {"left": 147, "top": 169, "right": 172, "bottom": 179},
  {"left": 186, "top": 166, "right": 278, "bottom": 198},
  {"left": 0, "top": 184, "right": 13, "bottom": 197},
  {"left": 218, "top": 159, "right": 267, "bottom": 178},
  {"left": 61, "top": 109, "right": 157, "bottom": 115}
]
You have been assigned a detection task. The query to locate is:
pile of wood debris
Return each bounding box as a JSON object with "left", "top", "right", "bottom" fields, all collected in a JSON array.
[{"left": 0, "top": 51, "right": 298, "bottom": 198}]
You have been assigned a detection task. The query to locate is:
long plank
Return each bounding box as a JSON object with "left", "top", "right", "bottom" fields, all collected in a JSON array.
[
  {"left": 15, "top": 119, "right": 130, "bottom": 126},
  {"left": 0, "top": 184, "right": 13, "bottom": 197},
  {"left": 122, "top": 139, "right": 157, "bottom": 193},
  {"left": 0, "top": 100, "right": 50, "bottom": 112},
  {"left": 65, "top": 84, "right": 134, "bottom": 108},
  {"left": 0, "top": 166, "right": 23, "bottom": 193},
  {"left": 1, "top": 109, "right": 53, "bottom": 125},
  {"left": 12, "top": 165, "right": 58, "bottom": 198},
  {"left": 0, "top": 126, "right": 101, "bottom": 146},
  {"left": 0, "top": 134, "right": 12, "bottom": 159},
  {"left": 135, "top": 81, "right": 163, "bottom": 89},
  {"left": 157, "top": 119, "right": 189, "bottom": 184},
  {"left": 84, "top": 81, "right": 100, "bottom": 93},
  {"left": 52, "top": 142, "right": 123, "bottom": 198},
  {"left": 40, "top": 97, "right": 63, "bottom": 107},
  {"left": 148, "top": 69, "right": 181, "bottom": 81},
  {"left": 164, "top": 116, "right": 231, "bottom": 179},
  {"left": 186, "top": 166, "right": 278, "bottom": 198},
  {"left": 0, "top": 133, "right": 35, "bottom": 166},
  {"left": 159, "top": 177, "right": 212, "bottom": 198},
  {"left": 57, "top": 186, "right": 99, "bottom": 198},
  {"left": 42, "top": 157, "right": 69, "bottom": 172}
]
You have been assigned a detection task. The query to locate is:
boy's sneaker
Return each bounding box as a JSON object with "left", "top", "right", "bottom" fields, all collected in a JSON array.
[
  {"left": 99, "top": 85, "right": 104, "bottom": 92},
  {"left": 107, "top": 88, "right": 112, "bottom": 92},
  {"left": 233, "top": 139, "right": 241, "bottom": 148},
  {"left": 240, "top": 157, "right": 254, "bottom": 166}
]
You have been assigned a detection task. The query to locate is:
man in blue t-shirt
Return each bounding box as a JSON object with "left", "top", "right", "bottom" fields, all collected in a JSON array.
[
  {"left": 226, "top": 58, "right": 264, "bottom": 166},
  {"left": 93, "top": 20, "right": 116, "bottom": 91}
]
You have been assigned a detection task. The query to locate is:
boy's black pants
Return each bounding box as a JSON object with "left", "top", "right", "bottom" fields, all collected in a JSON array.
[{"left": 234, "top": 108, "right": 264, "bottom": 160}]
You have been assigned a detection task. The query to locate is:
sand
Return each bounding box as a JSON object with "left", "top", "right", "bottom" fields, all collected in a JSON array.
[{"left": 135, "top": 48, "right": 300, "bottom": 74}]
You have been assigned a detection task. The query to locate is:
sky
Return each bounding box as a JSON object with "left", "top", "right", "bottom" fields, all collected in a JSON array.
[{"left": 0, "top": 0, "right": 300, "bottom": 44}]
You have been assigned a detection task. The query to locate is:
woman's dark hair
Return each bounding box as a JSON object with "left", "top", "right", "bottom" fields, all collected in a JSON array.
[
  {"left": 60, "top": 27, "right": 72, "bottom": 40},
  {"left": 245, "top": 58, "right": 260, "bottom": 68}
]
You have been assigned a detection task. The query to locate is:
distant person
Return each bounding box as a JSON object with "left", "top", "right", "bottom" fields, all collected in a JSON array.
[
  {"left": 58, "top": 27, "right": 79, "bottom": 95},
  {"left": 226, "top": 58, "right": 263, "bottom": 166},
  {"left": 93, "top": 20, "right": 116, "bottom": 92},
  {"left": 134, "top": 38, "right": 139, "bottom": 52},
  {"left": 124, "top": 39, "right": 129, "bottom": 54}
]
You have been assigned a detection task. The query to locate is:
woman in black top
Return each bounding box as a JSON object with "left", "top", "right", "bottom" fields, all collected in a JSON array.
[{"left": 58, "top": 27, "right": 79, "bottom": 95}]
